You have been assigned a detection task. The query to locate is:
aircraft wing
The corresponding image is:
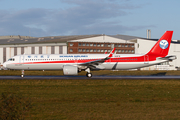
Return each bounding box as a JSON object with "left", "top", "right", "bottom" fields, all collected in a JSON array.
[{"left": 78, "top": 48, "right": 116, "bottom": 68}]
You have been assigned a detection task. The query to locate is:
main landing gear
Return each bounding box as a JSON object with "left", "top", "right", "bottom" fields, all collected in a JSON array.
[{"left": 85, "top": 68, "right": 92, "bottom": 78}]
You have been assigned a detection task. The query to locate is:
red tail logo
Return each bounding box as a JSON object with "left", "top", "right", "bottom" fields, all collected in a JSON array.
[{"left": 146, "top": 31, "right": 173, "bottom": 57}]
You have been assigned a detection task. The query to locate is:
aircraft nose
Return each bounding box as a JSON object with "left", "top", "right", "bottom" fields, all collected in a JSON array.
[{"left": 3, "top": 62, "right": 7, "bottom": 68}]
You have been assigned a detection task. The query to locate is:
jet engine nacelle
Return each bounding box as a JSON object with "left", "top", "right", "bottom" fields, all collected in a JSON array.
[{"left": 63, "top": 65, "right": 78, "bottom": 75}]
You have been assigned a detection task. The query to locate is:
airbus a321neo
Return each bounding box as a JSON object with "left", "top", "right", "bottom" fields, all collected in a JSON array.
[{"left": 3, "top": 31, "right": 176, "bottom": 78}]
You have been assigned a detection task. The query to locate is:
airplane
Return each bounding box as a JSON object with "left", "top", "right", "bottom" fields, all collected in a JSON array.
[{"left": 3, "top": 31, "right": 176, "bottom": 78}]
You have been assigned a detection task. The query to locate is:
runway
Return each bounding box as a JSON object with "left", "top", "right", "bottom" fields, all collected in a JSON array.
[{"left": 0, "top": 75, "right": 180, "bottom": 80}]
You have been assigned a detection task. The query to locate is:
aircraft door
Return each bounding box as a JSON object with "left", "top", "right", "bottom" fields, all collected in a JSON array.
[
  {"left": 22, "top": 55, "right": 24, "bottom": 63},
  {"left": 144, "top": 55, "right": 149, "bottom": 64},
  {"left": 74, "top": 56, "right": 78, "bottom": 64},
  {"left": 19, "top": 55, "right": 24, "bottom": 64},
  {"left": 19, "top": 55, "right": 21, "bottom": 63}
]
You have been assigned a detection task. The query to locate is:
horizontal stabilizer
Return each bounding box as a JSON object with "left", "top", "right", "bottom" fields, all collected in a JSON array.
[{"left": 156, "top": 55, "right": 176, "bottom": 61}]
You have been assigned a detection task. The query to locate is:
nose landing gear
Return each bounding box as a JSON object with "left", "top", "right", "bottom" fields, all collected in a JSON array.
[{"left": 21, "top": 70, "right": 24, "bottom": 78}]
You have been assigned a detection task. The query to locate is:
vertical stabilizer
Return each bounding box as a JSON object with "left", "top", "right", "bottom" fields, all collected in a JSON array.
[{"left": 146, "top": 31, "right": 173, "bottom": 57}]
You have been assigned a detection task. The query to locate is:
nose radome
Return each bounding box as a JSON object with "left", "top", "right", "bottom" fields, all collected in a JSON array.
[{"left": 3, "top": 62, "right": 6, "bottom": 68}]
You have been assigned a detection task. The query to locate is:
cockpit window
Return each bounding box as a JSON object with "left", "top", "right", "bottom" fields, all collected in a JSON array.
[{"left": 8, "top": 58, "right": 15, "bottom": 61}]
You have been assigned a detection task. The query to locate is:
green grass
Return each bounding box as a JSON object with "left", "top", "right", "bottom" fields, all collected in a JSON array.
[
  {"left": 1, "top": 70, "right": 180, "bottom": 76},
  {"left": 1, "top": 79, "right": 180, "bottom": 119}
]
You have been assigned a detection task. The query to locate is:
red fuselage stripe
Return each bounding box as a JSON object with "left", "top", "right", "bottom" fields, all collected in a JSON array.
[{"left": 12, "top": 55, "right": 160, "bottom": 64}]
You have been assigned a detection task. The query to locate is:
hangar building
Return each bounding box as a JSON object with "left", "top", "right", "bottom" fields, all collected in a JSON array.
[{"left": 67, "top": 35, "right": 136, "bottom": 54}]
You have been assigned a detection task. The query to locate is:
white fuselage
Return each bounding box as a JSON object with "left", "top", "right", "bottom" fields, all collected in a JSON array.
[{"left": 3, "top": 54, "right": 168, "bottom": 70}]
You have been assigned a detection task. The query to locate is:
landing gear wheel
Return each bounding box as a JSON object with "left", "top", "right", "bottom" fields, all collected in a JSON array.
[
  {"left": 21, "top": 70, "right": 24, "bottom": 78},
  {"left": 86, "top": 73, "right": 92, "bottom": 78}
]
